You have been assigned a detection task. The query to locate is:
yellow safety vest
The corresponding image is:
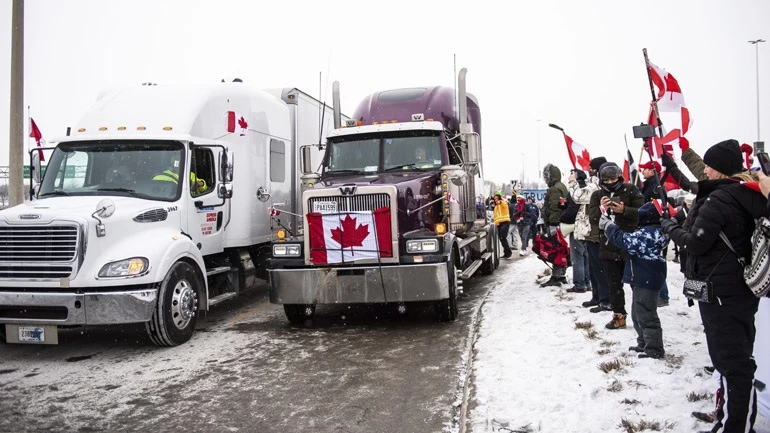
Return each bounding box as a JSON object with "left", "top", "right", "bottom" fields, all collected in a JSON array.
[
  {"left": 153, "top": 169, "right": 179, "bottom": 183},
  {"left": 493, "top": 201, "right": 511, "bottom": 226}
]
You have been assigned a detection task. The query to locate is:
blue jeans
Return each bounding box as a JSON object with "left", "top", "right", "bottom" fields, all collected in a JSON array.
[
  {"left": 570, "top": 235, "right": 591, "bottom": 289},
  {"left": 587, "top": 241, "right": 610, "bottom": 304}
]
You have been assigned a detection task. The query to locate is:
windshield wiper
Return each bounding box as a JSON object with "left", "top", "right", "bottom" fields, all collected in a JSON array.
[
  {"left": 97, "top": 187, "right": 141, "bottom": 197},
  {"left": 325, "top": 169, "right": 367, "bottom": 175},
  {"left": 383, "top": 164, "right": 425, "bottom": 172},
  {"left": 39, "top": 190, "right": 69, "bottom": 197}
]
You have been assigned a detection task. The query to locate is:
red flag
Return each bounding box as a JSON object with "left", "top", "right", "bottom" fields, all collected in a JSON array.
[
  {"left": 623, "top": 147, "right": 641, "bottom": 188},
  {"left": 652, "top": 198, "right": 677, "bottom": 217},
  {"left": 29, "top": 118, "right": 46, "bottom": 162},
  {"left": 561, "top": 133, "right": 592, "bottom": 171}
]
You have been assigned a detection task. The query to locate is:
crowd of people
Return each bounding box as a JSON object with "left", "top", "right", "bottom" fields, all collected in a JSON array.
[{"left": 491, "top": 139, "right": 770, "bottom": 433}]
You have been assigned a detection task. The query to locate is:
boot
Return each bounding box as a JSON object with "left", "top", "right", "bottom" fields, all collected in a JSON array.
[
  {"left": 605, "top": 313, "right": 626, "bottom": 329},
  {"left": 540, "top": 278, "right": 563, "bottom": 287}
]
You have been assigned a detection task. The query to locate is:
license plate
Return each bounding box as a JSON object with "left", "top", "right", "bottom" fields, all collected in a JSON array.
[
  {"left": 19, "top": 326, "right": 45, "bottom": 342},
  {"left": 312, "top": 201, "right": 338, "bottom": 214}
]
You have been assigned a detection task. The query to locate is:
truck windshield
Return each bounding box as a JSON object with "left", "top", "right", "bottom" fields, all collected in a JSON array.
[
  {"left": 37, "top": 140, "right": 185, "bottom": 202},
  {"left": 325, "top": 131, "right": 442, "bottom": 175}
]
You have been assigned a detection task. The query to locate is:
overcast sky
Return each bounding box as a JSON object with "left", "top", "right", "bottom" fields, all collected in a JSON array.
[{"left": 1, "top": 0, "right": 768, "bottom": 185}]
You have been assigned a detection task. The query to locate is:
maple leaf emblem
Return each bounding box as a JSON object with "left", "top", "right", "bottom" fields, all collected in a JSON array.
[
  {"left": 330, "top": 214, "right": 370, "bottom": 255},
  {"left": 238, "top": 116, "right": 248, "bottom": 136},
  {"left": 576, "top": 148, "right": 591, "bottom": 171}
]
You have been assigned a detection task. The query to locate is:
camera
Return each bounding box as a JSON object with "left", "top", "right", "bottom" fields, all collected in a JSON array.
[
  {"left": 632, "top": 124, "right": 656, "bottom": 139},
  {"left": 757, "top": 152, "right": 770, "bottom": 176}
]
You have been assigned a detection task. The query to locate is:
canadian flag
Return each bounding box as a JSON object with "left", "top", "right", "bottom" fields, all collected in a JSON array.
[
  {"left": 561, "top": 133, "right": 592, "bottom": 171},
  {"left": 648, "top": 61, "right": 685, "bottom": 112},
  {"left": 307, "top": 208, "right": 393, "bottom": 264},
  {"left": 226, "top": 111, "right": 248, "bottom": 136},
  {"left": 29, "top": 117, "right": 46, "bottom": 162},
  {"left": 652, "top": 198, "right": 677, "bottom": 217}
]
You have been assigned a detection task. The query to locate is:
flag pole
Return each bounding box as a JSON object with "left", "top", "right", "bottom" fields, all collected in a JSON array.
[
  {"left": 547, "top": 123, "right": 577, "bottom": 169},
  {"left": 642, "top": 48, "right": 664, "bottom": 140},
  {"left": 641, "top": 48, "right": 670, "bottom": 215}
]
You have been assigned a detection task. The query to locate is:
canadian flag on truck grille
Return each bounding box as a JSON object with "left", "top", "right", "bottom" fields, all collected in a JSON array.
[{"left": 307, "top": 207, "right": 392, "bottom": 264}]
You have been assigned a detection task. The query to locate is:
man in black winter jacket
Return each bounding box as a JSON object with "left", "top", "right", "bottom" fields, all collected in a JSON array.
[
  {"left": 588, "top": 162, "right": 645, "bottom": 330},
  {"left": 662, "top": 139, "right": 769, "bottom": 433}
]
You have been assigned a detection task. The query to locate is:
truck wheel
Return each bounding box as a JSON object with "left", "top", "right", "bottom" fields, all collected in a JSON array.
[
  {"left": 435, "top": 252, "right": 459, "bottom": 322},
  {"left": 284, "top": 304, "right": 315, "bottom": 324},
  {"left": 146, "top": 262, "right": 202, "bottom": 346}
]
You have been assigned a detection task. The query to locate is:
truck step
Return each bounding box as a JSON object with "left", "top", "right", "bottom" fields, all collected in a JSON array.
[
  {"left": 461, "top": 259, "right": 484, "bottom": 280},
  {"left": 206, "top": 266, "right": 232, "bottom": 277},
  {"left": 208, "top": 292, "right": 238, "bottom": 307}
]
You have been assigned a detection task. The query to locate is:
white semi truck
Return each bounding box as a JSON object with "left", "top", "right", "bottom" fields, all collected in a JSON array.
[{"left": 0, "top": 81, "right": 339, "bottom": 346}]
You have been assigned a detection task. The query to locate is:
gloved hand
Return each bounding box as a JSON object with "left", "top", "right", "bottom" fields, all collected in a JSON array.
[
  {"left": 660, "top": 217, "right": 679, "bottom": 234},
  {"left": 598, "top": 215, "right": 613, "bottom": 231},
  {"left": 679, "top": 136, "right": 690, "bottom": 152},
  {"left": 661, "top": 153, "right": 676, "bottom": 170}
]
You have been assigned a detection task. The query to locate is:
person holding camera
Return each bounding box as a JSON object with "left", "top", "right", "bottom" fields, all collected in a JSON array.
[
  {"left": 588, "top": 162, "right": 645, "bottom": 329},
  {"left": 661, "top": 139, "right": 768, "bottom": 433}
]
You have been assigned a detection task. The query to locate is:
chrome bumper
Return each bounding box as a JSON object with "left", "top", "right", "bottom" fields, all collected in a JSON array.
[
  {"left": 269, "top": 263, "right": 449, "bottom": 304},
  {"left": 0, "top": 290, "right": 158, "bottom": 325}
]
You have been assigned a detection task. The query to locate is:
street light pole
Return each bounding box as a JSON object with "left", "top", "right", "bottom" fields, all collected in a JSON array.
[
  {"left": 536, "top": 119, "right": 542, "bottom": 186},
  {"left": 749, "top": 38, "right": 766, "bottom": 151}
]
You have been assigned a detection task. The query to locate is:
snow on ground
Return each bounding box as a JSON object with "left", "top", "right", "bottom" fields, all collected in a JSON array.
[{"left": 469, "top": 253, "right": 770, "bottom": 433}]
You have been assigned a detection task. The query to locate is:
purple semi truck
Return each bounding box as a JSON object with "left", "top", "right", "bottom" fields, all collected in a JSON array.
[{"left": 268, "top": 68, "right": 497, "bottom": 323}]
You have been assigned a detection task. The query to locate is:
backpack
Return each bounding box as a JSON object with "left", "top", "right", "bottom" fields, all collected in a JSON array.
[
  {"left": 532, "top": 230, "right": 571, "bottom": 268},
  {"left": 742, "top": 217, "right": 770, "bottom": 297},
  {"left": 721, "top": 217, "right": 770, "bottom": 298}
]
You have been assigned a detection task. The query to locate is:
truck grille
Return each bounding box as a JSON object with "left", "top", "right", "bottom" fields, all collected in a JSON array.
[
  {"left": 0, "top": 225, "right": 79, "bottom": 279},
  {"left": 307, "top": 193, "right": 391, "bottom": 213}
]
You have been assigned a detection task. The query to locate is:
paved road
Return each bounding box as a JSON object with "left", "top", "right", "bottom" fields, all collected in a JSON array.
[{"left": 0, "top": 264, "right": 510, "bottom": 433}]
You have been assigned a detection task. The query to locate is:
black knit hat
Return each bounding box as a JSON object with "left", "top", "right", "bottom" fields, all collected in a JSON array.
[
  {"left": 573, "top": 169, "right": 587, "bottom": 182},
  {"left": 703, "top": 139, "right": 743, "bottom": 176},
  {"left": 589, "top": 157, "right": 607, "bottom": 171}
]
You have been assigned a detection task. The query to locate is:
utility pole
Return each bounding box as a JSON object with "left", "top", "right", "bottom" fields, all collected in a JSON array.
[
  {"left": 749, "top": 38, "right": 766, "bottom": 152},
  {"left": 9, "top": 0, "right": 24, "bottom": 206}
]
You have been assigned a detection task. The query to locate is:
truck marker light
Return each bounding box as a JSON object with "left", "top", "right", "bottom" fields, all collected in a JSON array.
[
  {"left": 372, "top": 121, "right": 379, "bottom": 125},
  {"left": 99, "top": 127, "right": 107, "bottom": 131},
  {"left": 137, "top": 126, "right": 146, "bottom": 130},
  {"left": 163, "top": 126, "right": 173, "bottom": 131},
  {"left": 78, "top": 128, "right": 86, "bottom": 132},
  {"left": 117, "top": 126, "right": 126, "bottom": 131},
  {"left": 276, "top": 229, "right": 286, "bottom": 241},
  {"left": 435, "top": 224, "right": 447, "bottom": 235}
]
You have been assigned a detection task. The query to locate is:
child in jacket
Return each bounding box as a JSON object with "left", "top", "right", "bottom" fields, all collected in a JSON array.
[{"left": 599, "top": 202, "right": 669, "bottom": 359}]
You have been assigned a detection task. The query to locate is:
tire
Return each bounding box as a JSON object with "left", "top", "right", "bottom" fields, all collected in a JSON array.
[
  {"left": 284, "top": 304, "right": 316, "bottom": 324},
  {"left": 435, "top": 251, "right": 459, "bottom": 322},
  {"left": 146, "top": 262, "right": 202, "bottom": 346}
]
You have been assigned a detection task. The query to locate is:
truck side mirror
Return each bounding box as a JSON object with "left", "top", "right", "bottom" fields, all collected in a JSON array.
[
  {"left": 220, "top": 151, "right": 233, "bottom": 182},
  {"left": 31, "top": 151, "right": 42, "bottom": 184},
  {"left": 300, "top": 145, "right": 313, "bottom": 175},
  {"left": 464, "top": 133, "right": 480, "bottom": 164}
]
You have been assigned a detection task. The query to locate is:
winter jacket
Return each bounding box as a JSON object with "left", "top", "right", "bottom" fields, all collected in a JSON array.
[
  {"left": 666, "top": 179, "right": 769, "bottom": 298},
  {"left": 661, "top": 154, "right": 694, "bottom": 193},
  {"left": 605, "top": 223, "right": 668, "bottom": 291},
  {"left": 681, "top": 148, "right": 707, "bottom": 183},
  {"left": 519, "top": 202, "right": 538, "bottom": 225},
  {"left": 493, "top": 200, "right": 511, "bottom": 226},
  {"left": 542, "top": 164, "right": 569, "bottom": 226},
  {"left": 569, "top": 180, "right": 598, "bottom": 241},
  {"left": 588, "top": 182, "right": 645, "bottom": 261},
  {"left": 640, "top": 175, "right": 661, "bottom": 203}
]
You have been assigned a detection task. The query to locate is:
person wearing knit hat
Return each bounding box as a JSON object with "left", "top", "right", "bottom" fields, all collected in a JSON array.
[
  {"left": 702, "top": 139, "right": 744, "bottom": 178},
  {"left": 589, "top": 157, "right": 607, "bottom": 178}
]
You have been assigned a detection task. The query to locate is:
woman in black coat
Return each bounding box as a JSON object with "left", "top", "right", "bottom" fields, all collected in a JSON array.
[{"left": 661, "top": 139, "right": 768, "bottom": 433}]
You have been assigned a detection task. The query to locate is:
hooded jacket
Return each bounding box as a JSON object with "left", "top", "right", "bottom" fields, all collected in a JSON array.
[
  {"left": 569, "top": 179, "right": 599, "bottom": 241},
  {"left": 667, "top": 179, "right": 769, "bottom": 297},
  {"left": 542, "top": 164, "right": 569, "bottom": 226}
]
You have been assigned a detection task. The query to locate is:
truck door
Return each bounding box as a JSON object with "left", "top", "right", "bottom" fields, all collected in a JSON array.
[
  {"left": 187, "top": 145, "right": 228, "bottom": 256},
  {"left": 267, "top": 138, "right": 291, "bottom": 232}
]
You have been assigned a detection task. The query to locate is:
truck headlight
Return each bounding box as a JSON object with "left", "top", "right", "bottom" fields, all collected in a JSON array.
[
  {"left": 406, "top": 239, "right": 439, "bottom": 253},
  {"left": 273, "top": 244, "right": 301, "bottom": 257},
  {"left": 98, "top": 257, "right": 149, "bottom": 278}
]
